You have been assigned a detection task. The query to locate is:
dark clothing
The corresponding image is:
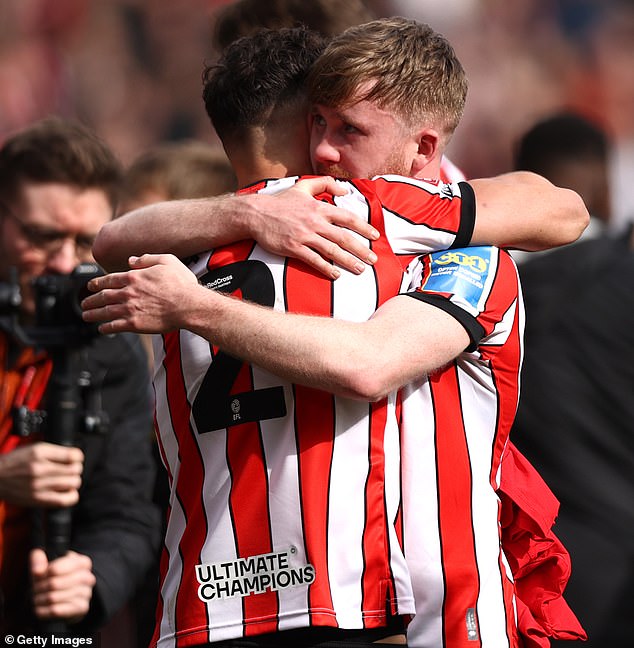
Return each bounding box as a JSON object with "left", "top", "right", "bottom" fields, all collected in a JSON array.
[
  {"left": 512, "top": 229, "right": 634, "bottom": 647},
  {"left": 0, "top": 331, "right": 161, "bottom": 634},
  {"left": 202, "top": 621, "right": 408, "bottom": 647}
]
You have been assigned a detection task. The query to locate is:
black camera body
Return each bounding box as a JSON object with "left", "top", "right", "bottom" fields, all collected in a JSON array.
[
  {"left": 0, "top": 262, "right": 103, "bottom": 348},
  {"left": 1, "top": 263, "right": 109, "bottom": 574}
]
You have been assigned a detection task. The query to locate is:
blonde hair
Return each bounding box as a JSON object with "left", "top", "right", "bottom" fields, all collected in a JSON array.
[{"left": 307, "top": 17, "right": 467, "bottom": 141}]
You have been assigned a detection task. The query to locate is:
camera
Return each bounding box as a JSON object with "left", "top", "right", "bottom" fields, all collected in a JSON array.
[
  {"left": 0, "top": 262, "right": 104, "bottom": 347},
  {"left": 1, "top": 262, "right": 109, "bottom": 440},
  {"left": 1, "top": 263, "right": 109, "bottom": 573}
]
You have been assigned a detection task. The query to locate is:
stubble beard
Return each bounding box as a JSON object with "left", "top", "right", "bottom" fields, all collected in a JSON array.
[{"left": 314, "top": 150, "right": 410, "bottom": 181}]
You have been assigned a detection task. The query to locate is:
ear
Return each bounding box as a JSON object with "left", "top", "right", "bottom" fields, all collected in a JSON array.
[{"left": 409, "top": 128, "right": 441, "bottom": 179}]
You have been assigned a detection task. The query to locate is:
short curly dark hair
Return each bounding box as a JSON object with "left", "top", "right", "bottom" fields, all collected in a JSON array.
[{"left": 203, "top": 26, "right": 327, "bottom": 144}]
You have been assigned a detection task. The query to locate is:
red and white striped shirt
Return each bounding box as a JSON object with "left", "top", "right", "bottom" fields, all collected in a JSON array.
[
  {"left": 400, "top": 246, "right": 524, "bottom": 648},
  {"left": 150, "top": 175, "right": 476, "bottom": 646}
]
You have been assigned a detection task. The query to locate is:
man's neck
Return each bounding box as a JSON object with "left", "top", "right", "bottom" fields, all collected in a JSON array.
[{"left": 236, "top": 162, "right": 291, "bottom": 189}]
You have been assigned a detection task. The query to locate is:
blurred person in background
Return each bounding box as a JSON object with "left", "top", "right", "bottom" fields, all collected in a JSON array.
[
  {"left": 118, "top": 138, "right": 237, "bottom": 647},
  {"left": 0, "top": 0, "right": 88, "bottom": 138},
  {"left": 515, "top": 112, "right": 611, "bottom": 235},
  {"left": 558, "top": 0, "right": 634, "bottom": 234},
  {"left": 118, "top": 140, "right": 237, "bottom": 215},
  {"left": 117, "top": 138, "right": 237, "bottom": 362},
  {"left": 0, "top": 116, "right": 160, "bottom": 636},
  {"left": 511, "top": 111, "right": 612, "bottom": 264},
  {"left": 512, "top": 110, "right": 634, "bottom": 647},
  {"left": 3, "top": 0, "right": 633, "bottom": 227},
  {"left": 407, "top": 0, "right": 578, "bottom": 180},
  {"left": 211, "top": 0, "right": 376, "bottom": 52}
]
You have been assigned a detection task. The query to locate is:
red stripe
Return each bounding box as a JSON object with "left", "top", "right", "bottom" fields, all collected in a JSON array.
[
  {"left": 241, "top": 180, "right": 269, "bottom": 194},
  {"left": 207, "top": 240, "right": 255, "bottom": 270},
  {"left": 227, "top": 362, "right": 278, "bottom": 634},
  {"left": 361, "top": 400, "right": 392, "bottom": 621},
  {"left": 371, "top": 177, "right": 463, "bottom": 232},
  {"left": 363, "top": 187, "right": 405, "bottom": 307},
  {"left": 478, "top": 252, "right": 522, "bottom": 482},
  {"left": 294, "top": 384, "right": 336, "bottom": 622},
  {"left": 480, "top": 260, "right": 523, "bottom": 643},
  {"left": 431, "top": 367, "right": 482, "bottom": 648},
  {"left": 207, "top": 241, "right": 280, "bottom": 633},
  {"left": 162, "top": 331, "right": 209, "bottom": 639},
  {"left": 285, "top": 260, "right": 337, "bottom": 623}
]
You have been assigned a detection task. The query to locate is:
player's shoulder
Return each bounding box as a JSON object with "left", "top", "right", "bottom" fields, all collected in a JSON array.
[
  {"left": 369, "top": 175, "right": 468, "bottom": 202},
  {"left": 428, "top": 246, "right": 518, "bottom": 284}
]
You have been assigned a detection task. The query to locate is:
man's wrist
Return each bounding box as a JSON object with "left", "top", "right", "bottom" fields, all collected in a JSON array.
[{"left": 235, "top": 193, "right": 266, "bottom": 242}]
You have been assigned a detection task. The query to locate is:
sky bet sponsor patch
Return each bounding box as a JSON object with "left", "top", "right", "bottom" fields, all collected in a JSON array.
[{"left": 421, "top": 247, "right": 492, "bottom": 310}]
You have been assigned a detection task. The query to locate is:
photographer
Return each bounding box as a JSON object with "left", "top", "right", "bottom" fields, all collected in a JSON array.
[{"left": 0, "top": 117, "right": 160, "bottom": 635}]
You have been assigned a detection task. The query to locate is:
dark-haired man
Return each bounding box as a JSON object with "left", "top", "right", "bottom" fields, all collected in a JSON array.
[
  {"left": 0, "top": 117, "right": 160, "bottom": 634},
  {"left": 86, "top": 22, "right": 587, "bottom": 648}
]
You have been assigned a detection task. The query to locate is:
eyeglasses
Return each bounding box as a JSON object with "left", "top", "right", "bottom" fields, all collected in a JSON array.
[{"left": 0, "top": 204, "right": 96, "bottom": 259}]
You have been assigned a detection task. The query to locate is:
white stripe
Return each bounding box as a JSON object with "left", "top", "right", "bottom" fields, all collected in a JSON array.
[
  {"left": 329, "top": 399, "right": 371, "bottom": 625},
  {"left": 156, "top": 500, "right": 185, "bottom": 647},
  {"left": 401, "top": 379, "right": 444, "bottom": 648},
  {"left": 328, "top": 264, "right": 379, "bottom": 623},
  {"left": 384, "top": 207, "right": 457, "bottom": 256},
  {"left": 458, "top": 363, "right": 510, "bottom": 648},
  {"left": 384, "top": 391, "right": 415, "bottom": 613},
  {"left": 178, "top": 328, "right": 246, "bottom": 641},
  {"left": 153, "top": 355, "right": 183, "bottom": 648},
  {"left": 250, "top": 244, "right": 314, "bottom": 625}
]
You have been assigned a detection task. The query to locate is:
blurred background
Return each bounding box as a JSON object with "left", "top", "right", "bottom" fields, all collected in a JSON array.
[
  {"left": 2, "top": 2, "right": 633, "bottom": 646},
  {"left": 1, "top": 0, "right": 633, "bottom": 229}
]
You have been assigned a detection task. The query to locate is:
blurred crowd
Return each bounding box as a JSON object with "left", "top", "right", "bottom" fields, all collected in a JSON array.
[
  {"left": 1, "top": 0, "right": 633, "bottom": 229},
  {"left": 1, "top": 1, "right": 634, "bottom": 647}
]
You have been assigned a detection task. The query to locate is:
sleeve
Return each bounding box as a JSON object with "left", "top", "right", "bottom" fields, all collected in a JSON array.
[
  {"left": 404, "top": 246, "right": 520, "bottom": 352},
  {"left": 369, "top": 176, "right": 476, "bottom": 255},
  {"left": 71, "top": 333, "right": 162, "bottom": 631}
]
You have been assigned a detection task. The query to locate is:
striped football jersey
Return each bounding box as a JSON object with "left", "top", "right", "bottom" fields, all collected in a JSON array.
[
  {"left": 150, "top": 175, "right": 477, "bottom": 646},
  {"left": 401, "top": 247, "right": 524, "bottom": 648}
]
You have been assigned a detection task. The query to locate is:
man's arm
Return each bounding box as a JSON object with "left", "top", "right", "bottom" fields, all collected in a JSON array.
[
  {"left": 82, "top": 254, "right": 469, "bottom": 401},
  {"left": 70, "top": 332, "right": 161, "bottom": 630},
  {"left": 469, "top": 171, "right": 589, "bottom": 251},
  {"left": 95, "top": 173, "right": 587, "bottom": 278},
  {"left": 95, "top": 177, "right": 379, "bottom": 279}
]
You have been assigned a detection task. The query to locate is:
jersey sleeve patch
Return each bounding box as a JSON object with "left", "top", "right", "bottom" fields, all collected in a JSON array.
[
  {"left": 419, "top": 247, "right": 494, "bottom": 312},
  {"left": 405, "top": 246, "right": 498, "bottom": 351}
]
